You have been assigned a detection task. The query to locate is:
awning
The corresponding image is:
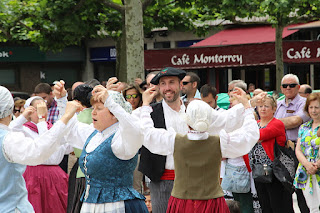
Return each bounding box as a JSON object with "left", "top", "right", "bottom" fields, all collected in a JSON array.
[
  {"left": 288, "top": 21, "right": 320, "bottom": 30},
  {"left": 192, "top": 24, "right": 301, "bottom": 47},
  {"left": 144, "top": 40, "right": 320, "bottom": 70}
]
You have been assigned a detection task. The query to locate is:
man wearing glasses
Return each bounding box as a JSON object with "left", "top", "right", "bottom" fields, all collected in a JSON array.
[
  {"left": 274, "top": 73, "right": 310, "bottom": 213},
  {"left": 181, "top": 72, "right": 201, "bottom": 104}
]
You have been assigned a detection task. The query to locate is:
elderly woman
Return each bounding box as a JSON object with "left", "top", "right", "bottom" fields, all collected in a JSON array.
[
  {"left": 294, "top": 93, "right": 320, "bottom": 213},
  {"left": 9, "top": 96, "right": 73, "bottom": 213},
  {"left": 123, "top": 84, "right": 143, "bottom": 110},
  {"left": 54, "top": 80, "right": 148, "bottom": 212},
  {"left": 0, "top": 86, "right": 78, "bottom": 212},
  {"left": 138, "top": 87, "right": 259, "bottom": 212},
  {"left": 249, "top": 95, "right": 294, "bottom": 213}
]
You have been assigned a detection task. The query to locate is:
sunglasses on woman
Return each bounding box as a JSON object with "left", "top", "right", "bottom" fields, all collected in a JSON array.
[{"left": 125, "top": 94, "right": 138, "bottom": 99}]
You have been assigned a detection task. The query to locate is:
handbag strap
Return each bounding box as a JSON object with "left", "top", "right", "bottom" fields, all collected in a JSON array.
[{"left": 243, "top": 155, "right": 252, "bottom": 172}]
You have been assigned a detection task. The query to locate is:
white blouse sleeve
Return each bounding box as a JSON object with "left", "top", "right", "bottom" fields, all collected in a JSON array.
[
  {"left": 140, "top": 106, "right": 176, "bottom": 156},
  {"left": 2, "top": 120, "right": 68, "bottom": 165},
  {"left": 61, "top": 115, "right": 94, "bottom": 150},
  {"left": 105, "top": 96, "right": 144, "bottom": 160},
  {"left": 9, "top": 115, "right": 28, "bottom": 133},
  {"left": 55, "top": 96, "right": 68, "bottom": 119},
  {"left": 219, "top": 108, "right": 259, "bottom": 158},
  {"left": 208, "top": 103, "right": 245, "bottom": 135}
]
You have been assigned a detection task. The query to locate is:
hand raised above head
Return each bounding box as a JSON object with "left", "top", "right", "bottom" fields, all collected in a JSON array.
[
  {"left": 37, "top": 102, "right": 48, "bottom": 118},
  {"left": 53, "top": 80, "right": 67, "bottom": 99},
  {"left": 230, "top": 87, "right": 250, "bottom": 108},
  {"left": 92, "top": 85, "right": 109, "bottom": 103},
  {"left": 251, "top": 91, "right": 267, "bottom": 107},
  {"left": 22, "top": 106, "right": 36, "bottom": 121},
  {"left": 142, "top": 86, "right": 159, "bottom": 106},
  {"left": 60, "top": 101, "right": 82, "bottom": 124},
  {"left": 106, "top": 77, "right": 120, "bottom": 91}
]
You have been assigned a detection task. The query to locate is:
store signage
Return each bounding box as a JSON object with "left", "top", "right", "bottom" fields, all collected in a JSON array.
[
  {"left": 90, "top": 46, "right": 117, "bottom": 62},
  {"left": 145, "top": 41, "right": 320, "bottom": 70},
  {"left": 0, "top": 51, "right": 11, "bottom": 58},
  {"left": 171, "top": 53, "right": 243, "bottom": 66}
]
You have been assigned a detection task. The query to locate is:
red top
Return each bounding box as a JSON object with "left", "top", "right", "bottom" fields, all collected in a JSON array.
[{"left": 258, "top": 118, "right": 286, "bottom": 161}]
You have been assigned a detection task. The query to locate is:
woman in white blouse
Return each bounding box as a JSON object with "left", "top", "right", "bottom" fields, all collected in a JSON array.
[
  {"left": 0, "top": 85, "right": 80, "bottom": 213},
  {"left": 53, "top": 80, "right": 148, "bottom": 213},
  {"left": 10, "top": 96, "right": 73, "bottom": 213}
]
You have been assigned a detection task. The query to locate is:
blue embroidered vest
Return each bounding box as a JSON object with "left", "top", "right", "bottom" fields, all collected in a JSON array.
[
  {"left": 0, "top": 128, "right": 34, "bottom": 213},
  {"left": 79, "top": 130, "right": 144, "bottom": 203}
]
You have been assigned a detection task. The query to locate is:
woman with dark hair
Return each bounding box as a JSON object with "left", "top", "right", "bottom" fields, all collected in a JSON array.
[
  {"left": 67, "top": 84, "right": 94, "bottom": 213},
  {"left": 123, "top": 84, "right": 143, "bottom": 110}
]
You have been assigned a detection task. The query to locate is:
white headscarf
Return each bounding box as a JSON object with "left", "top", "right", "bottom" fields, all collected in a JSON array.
[
  {"left": 24, "top": 96, "right": 44, "bottom": 109},
  {"left": 108, "top": 90, "right": 132, "bottom": 114},
  {"left": 181, "top": 100, "right": 213, "bottom": 132},
  {"left": 0, "top": 86, "right": 14, "bottom": 119}
]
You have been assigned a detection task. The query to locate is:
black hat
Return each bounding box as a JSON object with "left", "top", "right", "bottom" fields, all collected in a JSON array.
[
  {"left": 150, "top": 67, "right": 186, "bottom": 85},
  {"left": 73, "top": 84, "right": 93, "bottom": 108}
]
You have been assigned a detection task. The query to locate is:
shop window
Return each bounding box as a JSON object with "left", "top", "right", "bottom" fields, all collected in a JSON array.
[
  {"left": 42, "top": 67, "right": 78, "bottom": 86},
  {"left": 154, "top": 42, "right": 170, "bottom": 49},
  {"left": 0, "top": 69, "right": 15, "bottom": 84}
]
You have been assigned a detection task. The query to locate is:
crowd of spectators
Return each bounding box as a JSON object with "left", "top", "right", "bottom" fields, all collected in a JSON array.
[{"left": 2, "top": 69, "right": 320, "bottom": 213}]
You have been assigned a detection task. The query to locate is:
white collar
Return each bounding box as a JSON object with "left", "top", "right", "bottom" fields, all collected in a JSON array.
[
  {"left": 100, "top": 122, "right": 119, "bottom": 136},
  {"left": 162, "top": 98, "right": 185, "bottom": 113}
]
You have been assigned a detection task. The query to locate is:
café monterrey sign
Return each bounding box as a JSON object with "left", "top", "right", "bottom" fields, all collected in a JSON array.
[{"left": 144, "top": 41, "right": 320, "bottom": 70}]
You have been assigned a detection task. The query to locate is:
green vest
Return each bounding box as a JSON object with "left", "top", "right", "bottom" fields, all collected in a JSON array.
[{"left": 171, "top": 134, "right": 224, "bottom": 200}]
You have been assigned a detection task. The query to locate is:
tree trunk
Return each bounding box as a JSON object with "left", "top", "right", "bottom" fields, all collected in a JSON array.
[
  {"left": 116, "top": 0, "right": 144, "bottom": 83},
  {"left": 275, "top": 25, "right": 284, "bottom": 92}
]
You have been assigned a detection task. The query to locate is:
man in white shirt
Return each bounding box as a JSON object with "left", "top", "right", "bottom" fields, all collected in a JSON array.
[{"left": 138, "top": 67, "right": 263, "bottom": 213}]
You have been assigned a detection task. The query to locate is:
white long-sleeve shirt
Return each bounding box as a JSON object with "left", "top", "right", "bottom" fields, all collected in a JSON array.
[
  {"left": 62, "top": 96, "right": 144, "bottom": 160},
  {"left": 139, "top": 105, "right": 259, "bottom": 159},
  {"left": 2, "top": 120, "right": 67, "bottom": 166},
  {"left": 132, "top": 100, "right": 256, "bottom": 170},
  {"left": 9, "top": 115, "right": 73, "bottom": 165}
]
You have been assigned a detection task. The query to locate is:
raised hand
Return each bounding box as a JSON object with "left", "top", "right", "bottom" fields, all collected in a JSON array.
[
  {"left": 53, "top": 80, "right": 67, "bottom": 99},
  {"left": 92, "top": 85, "right": 109, "bottom": 103},
  {"left": 142, "top": 86, "right": 159, "bottom": 106},
  {"left": 106, "top": 77, "right": 121, "bottom": 91},
  {"left": 251, "top": 91, "right": 267, "bottom": 107},
  {"left": 37, "top": 102, "right": 48, "bottom": 119},
  {"left": 230, "top": 87, "right": 250, "bottom": 108},
  {"left": 60, "top": 101, "right": 82, "bottom": 125},
  {"left": 22, "top": 106, "right": 36, "bottom": 121}
]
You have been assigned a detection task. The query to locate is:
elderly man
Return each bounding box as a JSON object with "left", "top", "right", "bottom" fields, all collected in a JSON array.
[
  {"left": 137, "top": 67, "right": 261, "bottom": 213},
  {"left": 274, "top": 74, "right": 310, "bottom": 213},
  {"left": 299, "top": 84, "right": 312, "bottom": 98}
]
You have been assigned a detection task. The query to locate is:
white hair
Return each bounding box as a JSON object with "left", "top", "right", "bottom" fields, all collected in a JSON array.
[
  {"left": 228, "top": 80, "right": 247, "bottom": 91},
  {"left": 281, "top": 74, "right": 300, "bottom": 85}
]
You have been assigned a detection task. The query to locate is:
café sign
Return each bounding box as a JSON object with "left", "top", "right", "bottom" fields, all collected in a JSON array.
[{"left": 145, "top": 41, "right": 320, "bottom": 70}]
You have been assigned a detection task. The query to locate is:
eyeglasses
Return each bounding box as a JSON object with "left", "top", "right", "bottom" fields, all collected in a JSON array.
[
  {"left": 13, "top": 108, "right": 21, "bottom": 113},
  {"left": 281, "top": 83, "right": 298, "bottom": 88},
  {"left": 182, "top": 81, "right": 191, "bottom": 85},
  {"left": 125, "top": 94, "right": 138, "bottom": 99}
]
